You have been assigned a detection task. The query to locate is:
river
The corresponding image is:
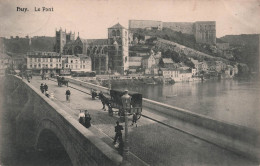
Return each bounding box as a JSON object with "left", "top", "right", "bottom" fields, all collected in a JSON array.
[{"left": 111, "top": 79, "right": 260, "bottom": 130}]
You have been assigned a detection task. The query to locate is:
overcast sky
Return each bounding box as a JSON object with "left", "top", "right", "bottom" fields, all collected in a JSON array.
[{"left": 0, "top": 0, "right": 260, "bottom": 39}]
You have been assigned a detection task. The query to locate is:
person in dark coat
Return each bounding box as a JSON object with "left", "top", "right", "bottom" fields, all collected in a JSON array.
[
  {"left": 131, "top": 113, "right": 138, "bottom": 127},
  {"left": 113, "top": 121, "right": 123, "bottom": 144},
  {"left": 84, "top": 110, "right": 91, "bottom": 128},
  {"left": 99, "top": 91, "right": 106, "bottom": 110},
  {"left": 40, "top": 83, "right": 44, "bottom": 93},
  {"left": 91, "top": 89, "right": 97, "bottom": 100},
  {"left": 65, "top": 89, "right": 71, "bottom": 102},
  {"left": 44, "top": 83, "right": 48, "bottom": 92},
  {"left": 117, "top": 137, "right": 124, "bottom": 156}
]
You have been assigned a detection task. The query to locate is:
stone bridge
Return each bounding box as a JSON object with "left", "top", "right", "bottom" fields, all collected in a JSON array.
[{"left": 4, "top": 75, "right": 122, "bottom": 166}]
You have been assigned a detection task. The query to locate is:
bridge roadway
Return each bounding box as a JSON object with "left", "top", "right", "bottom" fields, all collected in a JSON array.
[{"left": 29, "top": 77, "right": 257, "bottom": 166}]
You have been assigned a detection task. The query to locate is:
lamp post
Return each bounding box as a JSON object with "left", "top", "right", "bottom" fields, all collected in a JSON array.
[{"left": 121, "top": 90, "right": 131, "bottom": 164}]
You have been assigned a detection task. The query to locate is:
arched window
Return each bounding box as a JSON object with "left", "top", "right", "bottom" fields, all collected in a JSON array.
[
  {"left": 112, "top": 30, "right": 116, "bottom": 36},
  {"left": 116, "top": 30, "right": 120, "bottom": 36}
]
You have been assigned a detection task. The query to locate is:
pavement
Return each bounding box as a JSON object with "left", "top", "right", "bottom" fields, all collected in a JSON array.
[{"left": 27, "top": 77, "right": 258, "bottom": 166}]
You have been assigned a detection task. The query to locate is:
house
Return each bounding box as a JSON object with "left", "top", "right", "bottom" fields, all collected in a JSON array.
[
  {"left": 27, "top": 51, "right": 62, "bottom": 75},
  {"left": 158, "top": 68, "right": 180, "bottom": 81},
  {"left": 129, "top": 56, "right": 142, "bottom": 73},
  {"left": 62, "top": 54, "right": 91, "bottom": 72},
  {"left": 142, "top": 54, "right": 156, "bottom": 69},
  {"left": 159, "top": 58, "right": 178, "bottom": 68},
  {"left": 216, "top": 61, "right": 226, "bottom": 72}
]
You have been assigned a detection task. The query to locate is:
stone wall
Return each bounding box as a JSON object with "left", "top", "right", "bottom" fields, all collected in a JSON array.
[
  {"left": 129, "top": 20, "right": 163, "bottom": 30},
  {"left": 163, "top": 22, "right": 194, "bottom": 34}
]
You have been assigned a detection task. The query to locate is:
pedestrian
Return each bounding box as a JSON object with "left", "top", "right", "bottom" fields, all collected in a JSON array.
[
  {"left": 91, "top": 89, "right": 97, "bottom": 100},
  {"left": 45, "top": 90, "right": 49, "bottom": 98},
  {"left": 65, "top": 89, "right": 71, "bottom": 102},
  {"left": 99, "top": 91, "right": 106, "bottom": 110},
  {"left": 44, "top": 83, "right": 48, "bottom": 92},
  {"left": 131, "top": 113, "right": 138, "bottom": 127},
  {"left": 108, "top": 103, "right": 113, "bottom": 116},
  {"left": 84, "top": 110, "right": 91, "bottom": 128},
  {"left": 40, "top": 83, "right": 44, "bottom": 93},
  {"left": 27, "top": 74, "right": 30, "bottom": 83},
  {"left": 113, "top": 121, "right": 123, "bottom": 144},
  {"left": 78, "top": 110, "right": 85, "bottom": 125}
]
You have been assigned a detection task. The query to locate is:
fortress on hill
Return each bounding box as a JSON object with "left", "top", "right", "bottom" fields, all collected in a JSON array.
[{"left": 129, "top": 20, "right": 216, "bottom": 45}]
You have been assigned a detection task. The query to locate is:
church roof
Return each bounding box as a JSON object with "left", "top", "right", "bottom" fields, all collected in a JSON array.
[
  {"left": 85, "top": 39, "right": 108, "bottom": 45},
  {"left": 109, "top": 23, "right": 126, "bottom": 29}
]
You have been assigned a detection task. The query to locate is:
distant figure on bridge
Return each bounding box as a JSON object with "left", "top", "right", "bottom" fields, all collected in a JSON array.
[
  {"left": 78, "top": 110, "right": 85, "bottom": 125},
  {"left": 113, "top": 121, "right": 123, "bottom": 144},
  {"left": 84, "top": 110, "right": 91, "bottom": 128},
  {"left": 131, "top": 113, "right": 138, "bottom": 127},
  {"left": 44, "top": 83, "right": 48, "bottom": 92},
  {"left": 65, "top": 89, "right": 71, "bottom": 102},
  {"left": 40, "top": 83, "right": 44, "bottom": 93},
  {"left": 45, "top": 90, "right": 49, "bottom": 98},
  {"left": 27, "top": 74, "right": 30, "bottom": 83},
  {"left": 99, "top": 91, "right": 106, "bottom": 110},
  {"left": 91, "top": 89, "right": 97, "bottom": 100}
]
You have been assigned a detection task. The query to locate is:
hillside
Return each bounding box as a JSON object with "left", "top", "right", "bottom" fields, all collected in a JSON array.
[
  {"left": 130, "top": 28, "right": 217, "bottom": 57},
  {"left": 4, "top": 36, "right": 55, "bottom": 54},
  {"left": 220, "top": 34, "right": 259, "bottom": 72}
]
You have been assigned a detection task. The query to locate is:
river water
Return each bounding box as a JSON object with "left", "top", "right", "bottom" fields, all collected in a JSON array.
[{"left": 112, "top": 79, "right": 260, "bottom": 130}]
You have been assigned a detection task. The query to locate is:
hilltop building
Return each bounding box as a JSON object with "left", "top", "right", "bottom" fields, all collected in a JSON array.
[{"left": 129, "top": 20, "right": 216, "bottom": 45}]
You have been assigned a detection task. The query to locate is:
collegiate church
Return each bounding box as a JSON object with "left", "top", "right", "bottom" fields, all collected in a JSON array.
[{"left": 54, "top": 23, "right": 129, "bottom": 75}]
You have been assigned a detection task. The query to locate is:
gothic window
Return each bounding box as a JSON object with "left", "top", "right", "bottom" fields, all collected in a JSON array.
[
  {"left": 125, "top": 56, "right": 127, "bottom": 63},
  {"left": 116, "top": 30, "right": 120, "bottom": 36},
  {"left": 112, "top": 30, "right": 116, "bottom": 36}
]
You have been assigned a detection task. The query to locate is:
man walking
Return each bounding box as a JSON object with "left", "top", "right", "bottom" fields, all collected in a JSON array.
[
  {"left": 44, "top": 83, "right": 48, "bottom": 93},
  {"left": 65, "top": 89, "right": 71, "bottom": 102},
  {"left": 131, "top": 113, "right": 138, "bottom": 127},
  {"left": 99, "top": 91, "right": 106, "bottom": 110},
  {"left": 113, "top": 121, "right": 123, "bottom": 144},
  {"left": 40, "top": 83, "right": 44, "bottom": 93}
]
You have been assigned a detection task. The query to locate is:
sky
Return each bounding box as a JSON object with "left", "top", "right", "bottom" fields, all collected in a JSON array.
[{"left": 0, "top": 0, "right": 260, "bottom": 39}]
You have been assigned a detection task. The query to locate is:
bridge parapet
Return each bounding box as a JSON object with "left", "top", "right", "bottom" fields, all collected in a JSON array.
[{"left": 5, "top": 75, "right": 122, "bottom": 166}]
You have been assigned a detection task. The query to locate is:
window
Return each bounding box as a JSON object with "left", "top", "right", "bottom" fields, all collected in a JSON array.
[
  {"left": 66, "top": 65, "right": 68, "bottom": 67},
  {"left": 34, "top": 64, "right": 36, "bottom": 68},
  {"left": 50, "top": 58, "right": 53, "bottom": 62},
  {"left": 30, "top": 64, "right": 32, "bottom": 68},
  {"left": 76, "top": 65, "right": 78, "bottom": 69},
  {"left": 56, "top": 64, "right": 58, "bottom": 68},
  {"left": 116, "top": 30, "right": 120, "bottom": 36},
  {"left": 112, "top": 30, "right": 116, "bottom": 36},
  {"left": 71, "top": 60, "right": 73, "bottom": 63},
  {"left": 83, "top": 65, "right": 85, "bottom": 68},
  {"left": 50, "top": 64, "right": 53, "bottom": 67},
  {"left": 38, "top": 58, "right": 41, "bottom": 62},
  {"left": 38, "top": 64, "right": 41, "bottom": 67}
]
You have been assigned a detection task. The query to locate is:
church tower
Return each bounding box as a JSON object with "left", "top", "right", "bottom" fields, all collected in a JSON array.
[{"left": 108, "top": 23, "right": 129, "bottom": 75}]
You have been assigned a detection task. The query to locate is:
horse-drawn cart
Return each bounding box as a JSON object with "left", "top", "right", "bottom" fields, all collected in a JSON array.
[
  {"left": 107, "top": 89, "right": 142, "bottom": 119},
  {"left": 57, "top": 76, "right": 69, "bottom": 87}
]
